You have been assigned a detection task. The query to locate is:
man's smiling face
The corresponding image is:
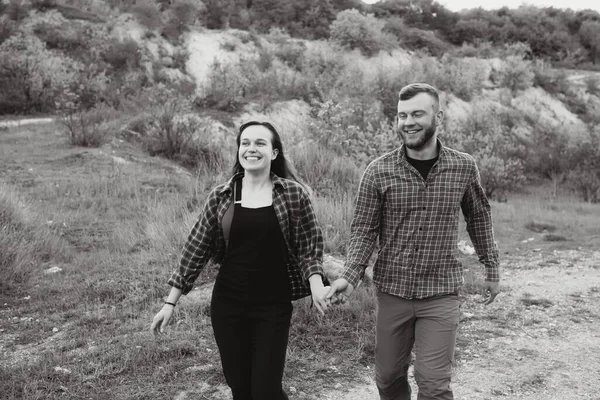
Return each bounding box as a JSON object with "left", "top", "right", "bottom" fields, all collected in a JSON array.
[{"left": 396, "top": 92, "right": 442, "bottom": 151}]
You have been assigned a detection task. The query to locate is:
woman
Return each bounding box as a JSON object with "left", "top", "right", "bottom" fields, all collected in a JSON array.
[{"left": 151, "top": 121, "right": 331, "bottom": 400}]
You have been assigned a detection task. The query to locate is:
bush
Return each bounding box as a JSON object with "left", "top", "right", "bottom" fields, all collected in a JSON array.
[
  {"left": 436, "top": 55, "right": 487, "bottom": 101},
  {"left": 533, "top": 61, "right": 571, "bottom": 96},
  {"left": 330, "top": 9, "right": 397, "bottom": 57},
  {"left": 0, "top": 17, "right": 17, "bottom": 45},
  {"left": 385, "top": 18, "right": 449, "bottom": 57},
  {"left": 5, "top": 0, "right": 30, "bottom": 22},
  {"left": 61, "top": 103, "right": 119, "bottom": 147},
  {"left": 102, "top": 37, "right": 141, "bottom": 72},
  {"left": 566, "top": 127, "right": 600, "bottom": 202},
  {"left": 307, "top": 97, "right": 400, "bottom": 168},
  {"left": 585, "top": 76, "right": 600, "bottom": 97},
  {"left": 0, "top": 33, "right": 81, "bottom": 113},
  {"left": 33, "top": 21, "right": 86, "bottom": 53},
  {"left": 497, "top": 55, "right": 535, "bottom": 94},
  {"left": 143, "top": 89, "right": 226, "bottom": 170},
  {"left": 131, "top": 0, "right": 163, "bottom": 31},
  {"left": 444, "top": 103, "right": 526, "bottom": 198}
]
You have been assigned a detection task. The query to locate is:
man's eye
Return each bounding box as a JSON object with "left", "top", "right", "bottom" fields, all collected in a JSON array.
[{"left": 398, "top": 115, "right": 407, "bottom": 120}]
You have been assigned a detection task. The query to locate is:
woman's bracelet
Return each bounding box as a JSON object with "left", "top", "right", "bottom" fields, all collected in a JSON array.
[{"left": 164, "top": 301, "right": 176, "bottom": 307}]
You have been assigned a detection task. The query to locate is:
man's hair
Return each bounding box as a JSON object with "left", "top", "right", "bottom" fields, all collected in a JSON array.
[{"left": 398, "top": 83, "right": 440, "bottom": 109}]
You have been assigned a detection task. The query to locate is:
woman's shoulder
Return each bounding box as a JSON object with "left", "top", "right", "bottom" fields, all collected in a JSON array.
[{"left": 275, "top": 177, "right": 311, "bottom": 196}]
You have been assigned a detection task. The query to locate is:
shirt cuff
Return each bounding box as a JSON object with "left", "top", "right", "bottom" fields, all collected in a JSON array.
[
  {"left": 340, "top": 262, "right": 365, "bottom": 289},
  {"left": 167, "top": 274, "right": 193, "bottom": 295}
]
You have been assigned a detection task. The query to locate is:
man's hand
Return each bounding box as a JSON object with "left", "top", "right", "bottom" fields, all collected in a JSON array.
[
  {"left": 482, "top": 281, "right": 500, "bottom": 305},
  {"left": 326, "top": 278, "right": 354, "bottom": 305}
]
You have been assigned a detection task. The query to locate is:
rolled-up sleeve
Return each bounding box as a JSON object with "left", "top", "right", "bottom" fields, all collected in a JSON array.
[{"left": 167, "top": 189, "right": 219, "bottom": 294}]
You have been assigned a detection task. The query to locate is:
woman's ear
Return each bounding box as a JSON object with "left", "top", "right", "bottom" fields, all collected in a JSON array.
[{"left": 272, "top": 148, "right": 279, "bottom": 160}]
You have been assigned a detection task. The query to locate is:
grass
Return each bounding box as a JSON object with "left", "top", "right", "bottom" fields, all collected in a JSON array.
[{"left": 1, "top": 122, "right": 600, "bottom": 399}]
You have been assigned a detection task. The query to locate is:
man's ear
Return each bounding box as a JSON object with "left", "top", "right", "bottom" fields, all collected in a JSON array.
[{"left": 436, "top": 110, "right": 444, "bottom": 124}]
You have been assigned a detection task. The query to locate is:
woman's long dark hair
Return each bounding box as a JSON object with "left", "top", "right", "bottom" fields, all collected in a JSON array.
[{"left": 232, "top": 121, "right": 303, "bottom": 184}]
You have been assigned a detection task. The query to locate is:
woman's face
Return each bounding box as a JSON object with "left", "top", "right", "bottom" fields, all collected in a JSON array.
[{"left": 238, "top": 125, "right": 278, "bottom": 174}]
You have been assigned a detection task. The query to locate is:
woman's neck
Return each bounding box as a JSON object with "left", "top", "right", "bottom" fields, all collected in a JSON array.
[{"left": 242, "top": 170, "right": 272, "bottom": 190}]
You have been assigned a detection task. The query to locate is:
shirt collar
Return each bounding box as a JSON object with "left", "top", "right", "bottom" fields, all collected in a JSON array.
[
  {"left": 218, "top": 172, "right": 289, "bottom": 195},
  {"left": 397, "top": 138, "right": 447, "bottom": 165}
]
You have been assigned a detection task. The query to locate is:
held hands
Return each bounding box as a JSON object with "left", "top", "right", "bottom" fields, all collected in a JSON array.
[
  {"left": 326, "top": 278, "right": 354, "bottom": 305},
  {"left": 311, "top": 285, "right": 332, "bottom": 315},
  {"left": 150, "top": 304, "right": 175, "bottom": 336}
]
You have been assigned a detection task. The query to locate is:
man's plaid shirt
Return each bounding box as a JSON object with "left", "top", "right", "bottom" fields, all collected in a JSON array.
[
  {"left": 341, "top": 142, "right": 500, "bottom": 299},
  {"left": 168, "top": 172, "right": 325, "bottom": 300}
]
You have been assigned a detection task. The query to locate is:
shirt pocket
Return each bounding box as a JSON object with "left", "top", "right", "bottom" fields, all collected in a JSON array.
[{"left": 436, "top": 183, "right": 465, "bottom": 214}]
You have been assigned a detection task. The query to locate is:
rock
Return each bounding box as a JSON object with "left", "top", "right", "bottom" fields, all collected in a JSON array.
[
  {"left": 54, "top": 366, "right": 71, "bottom": 374},
  {"left": 43, "top": 266, "right": 62, "bottom": 274}
]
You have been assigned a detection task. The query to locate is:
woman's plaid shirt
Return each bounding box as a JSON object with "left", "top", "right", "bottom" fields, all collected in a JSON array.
[
  {"left": 167, "top": 173, "right": 325, "bottom": 300},
  {"left": 341, "top": 142, "right": 500, "bottom": 299}
]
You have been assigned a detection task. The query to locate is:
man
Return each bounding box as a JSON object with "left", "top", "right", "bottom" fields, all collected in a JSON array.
[{"left": 327, "top": 83, "right": 500, "bottom": 400}]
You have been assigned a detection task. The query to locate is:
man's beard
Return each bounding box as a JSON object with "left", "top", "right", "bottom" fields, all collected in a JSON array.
[{"left": 401, "top": 121, "right": 437, "bottom": 150}]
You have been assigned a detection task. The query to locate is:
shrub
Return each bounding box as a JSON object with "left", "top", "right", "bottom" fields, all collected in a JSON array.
[
  {"left": 33, "top": 21, "right": 86, "bottom": 53},
  {"left": 385, "top": 18, "right": 449, "bottom": 57},
  {"left": 131, "top": 0, "right": 163, "bottom": 31},
  {"left": 297, "top": 43, "right": 347, "bottom": 101},
  {"left": 0, "top": 17, "right": 17, "bottom": 45},
  {"left": 143, "top": 89, "right": 226, "bottom": 170},
  {"left": 102, "top": 37, "right": 141, "bottom": 72},
  {"left": 585, "top": 76, "right": 600, "bottom": 97},
  {"left": 161, "top": 0, "right": 202, "bottom": 43},
  {"left": 5, "top": 0, "right": 30, "bottom": 22},
  {"left": 444, "top": 103, "right": 526, "bottom": 198},
  {"left": 0, "top": 33, "right": 81, "bottom": 113},
  {"left": 61, "top": 103, "right": 119, "bottom": 147},
  {"left": 565, "top": 127, "right": 600, "bottom": 202},
  {"left": 272, "top": 40, "right": 306, "bottom": 71},
  {"left": 532, "top": 61, "right": 571, "bottom": 96},
  {"left": 199, "top": 58, "right": 250, "bottom": 111},
  {"left": 436, "top": 55, "right": 487, "bottom": 101},
  {"left": 307, "top": 97, "right": 400, "bottom": 168},
  {"left": 497, "top": 55, "right": 535, "bottom": 94},
  {"left": 329, "top": 9, "right": 397, "bottom": 57}
]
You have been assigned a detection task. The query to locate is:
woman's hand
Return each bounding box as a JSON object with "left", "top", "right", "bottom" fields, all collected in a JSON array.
[
  {"left": 150, "top": 305, "right": 175, "bottom": 336},
  {"left": 311, "top": 285, "right": 331, "bottom": 315}
]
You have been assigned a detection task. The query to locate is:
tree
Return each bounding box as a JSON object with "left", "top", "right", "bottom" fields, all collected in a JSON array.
[
  {"left": 580, "top": 20, "right": 600, "bottom": 64},
  {"left": 329, "top": 9, "right": 397, "bottom": 56},
  {"left": 566, "top": 126, "right": 600, "bottom": 202},
  {"left": 250, "top": 0, "right": 294, "bottom": 32},
  {"left": 0, "top": 33, "right": 80, "bottom": 113}
]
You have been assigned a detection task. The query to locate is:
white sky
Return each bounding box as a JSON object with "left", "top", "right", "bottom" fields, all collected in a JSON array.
[{"left": 361, "top": 0, "right": 600, "bottom": 12}]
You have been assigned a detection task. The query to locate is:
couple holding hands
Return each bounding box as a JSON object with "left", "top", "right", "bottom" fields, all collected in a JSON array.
[{"left": 151, "top": 83, "right": 500, "bottom": 400}]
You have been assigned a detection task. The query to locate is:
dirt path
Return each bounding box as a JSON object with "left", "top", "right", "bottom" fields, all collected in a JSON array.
[{"left": 320, "top": 249, "right": 600, "bottom": 400}]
